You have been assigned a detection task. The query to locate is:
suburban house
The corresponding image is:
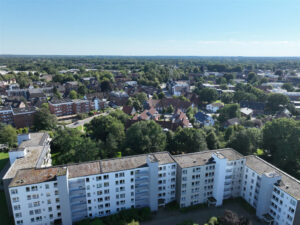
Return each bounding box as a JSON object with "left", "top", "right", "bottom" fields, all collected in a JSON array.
[
  {"left": 206, "top": 102, "right": 224, "bottom": 113},
  {"left": 194, "top": 111, "right": 214, "bottom": 126}
]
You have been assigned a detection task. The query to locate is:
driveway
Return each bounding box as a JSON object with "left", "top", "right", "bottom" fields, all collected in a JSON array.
[{"left": 141, "top": 201, "right": 265, "bottom": 225}]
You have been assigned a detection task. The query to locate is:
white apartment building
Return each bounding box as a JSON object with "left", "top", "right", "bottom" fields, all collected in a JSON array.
[
  {"left": 3, "top": 132, "right": 52, "bottom": 215},
  {"left": 7, "top": 152, "right": 177, "bottom": 225},
  {"left": 4, "top": 146, "right": 300, "bottom": 225}
]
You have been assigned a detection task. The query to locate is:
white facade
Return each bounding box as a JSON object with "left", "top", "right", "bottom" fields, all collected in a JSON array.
[
  {"left": 206, "top": 103, "right": 223, "bottom": 113},
  {"left": 6, "top": 149, "right": 300, "bottom": 225},
  {"left": 10, "top": 180, "right": 62, "bottom": 225}
]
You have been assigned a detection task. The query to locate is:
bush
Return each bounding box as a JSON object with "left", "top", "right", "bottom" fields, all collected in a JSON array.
[{"left": 75, "top": 207, "right": 152, "bottom": 225}]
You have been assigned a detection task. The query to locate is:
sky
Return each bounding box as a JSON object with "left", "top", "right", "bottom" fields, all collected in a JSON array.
[{"left": 1, "top": 0, "right": 300, "bottom": 56}]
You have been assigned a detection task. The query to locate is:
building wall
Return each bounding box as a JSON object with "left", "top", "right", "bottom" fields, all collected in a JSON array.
[
  {"left": 0, "top": 110, "right": 14, "bottom": 125},
  {"left": 6, "top": 150, "right": 300, "bottom": 225},
  {"left": 13, "top": 112, "right": 35, "bottom": 128},
  {"left": 9, "top": 181, "right": 62, "bottom": 225}
]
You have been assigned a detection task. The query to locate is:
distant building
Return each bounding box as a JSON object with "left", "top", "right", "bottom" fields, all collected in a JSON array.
[
  {"left": 195, "top": 112, "right": 214, "bottom": 126},
  {"left": 206, "top": 102, "right": 224, "bottom": 113}
]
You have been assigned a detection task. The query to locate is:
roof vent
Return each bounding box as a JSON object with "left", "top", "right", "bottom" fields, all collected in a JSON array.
[
  {"left": 286, "top": 185, "right": 289, "bottom": 189},
  {"left": 16, "top": 179, "right": 24, "bottom": 184},
  {"left": 193, "top": 160, "right": 197, "bottom": 163}
]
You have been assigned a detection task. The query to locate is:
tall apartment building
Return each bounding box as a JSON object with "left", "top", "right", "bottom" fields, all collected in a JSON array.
[
  {"left": 4, "top": 146, "right": 300, "bottom": 225},
  {"left": 3, "top": 132, "right": 52, "bottom": 215},
  {"left": 7, "top": 152, "right": 177, "bottom": 225}
]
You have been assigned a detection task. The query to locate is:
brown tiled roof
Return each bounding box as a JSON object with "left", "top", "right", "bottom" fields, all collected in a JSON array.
[{"left": 156, "top": 98, "right": 192, "bottom": 110}]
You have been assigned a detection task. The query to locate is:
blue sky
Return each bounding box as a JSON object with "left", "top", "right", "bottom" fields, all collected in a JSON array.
[{"left": 1, "top": 0, "right": 300, "bottom": 56}]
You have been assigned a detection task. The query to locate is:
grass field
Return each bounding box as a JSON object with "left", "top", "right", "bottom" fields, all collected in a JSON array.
[
  {"left": 0, "top": 152, "right": 9, "bottom": 171},
  {"left": 0, "top": 191, "right": 13, "bottom": 225}
]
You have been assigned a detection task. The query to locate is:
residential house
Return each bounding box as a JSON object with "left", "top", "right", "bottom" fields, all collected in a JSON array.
[
  {"left": 206, "top": 102, "right": 224, "bottom": 113},
  {"left": 194, "top": 112, "right": 214, "bottom": 127}
]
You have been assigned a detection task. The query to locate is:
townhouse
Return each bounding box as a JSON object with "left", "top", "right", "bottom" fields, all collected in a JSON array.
[{"left": 4, "top": 143, "right": 300, "bottom": 225}]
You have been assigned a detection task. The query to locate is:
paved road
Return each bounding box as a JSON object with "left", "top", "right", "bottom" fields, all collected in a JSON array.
[
  {"left": 66, "top": 112, "right": 108, "bottom": 128},
  {"left": 141, "top": 201, "right": 264, "bottom": 225}
]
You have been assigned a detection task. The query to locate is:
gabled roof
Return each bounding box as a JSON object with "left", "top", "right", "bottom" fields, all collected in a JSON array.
[
  {"left": 156, "top": 98, "right": 192, "bottom": 110},
  {"left": 195, "top": 111, "right": 212, "bottom": 122}
]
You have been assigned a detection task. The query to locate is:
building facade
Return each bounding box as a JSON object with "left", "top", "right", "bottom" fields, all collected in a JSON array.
[{"left": 4, "top": 146, "right": 300, "bottom": 225}]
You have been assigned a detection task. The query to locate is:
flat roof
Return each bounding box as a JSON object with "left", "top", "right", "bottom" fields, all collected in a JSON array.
[
  {"left": 4, "top": 146, "right": 44, "bottom": 180},
  {"left": 9, "top": 152, "right": 175, "bottom": 186},
  {"left": 9, "top": 167, "right": 66, "bottom": 187},
  {"left": 19, "top": 133, "right": 48, "bottom": 148},
  {"left": 4, "top": 133, "right": 49, "bottom": 180},
  {"left": 173, "top": 148, "right": 244, "bottom": 168},
  {"left": 246, "top": 155, "right": 300, "bottom": 200}
]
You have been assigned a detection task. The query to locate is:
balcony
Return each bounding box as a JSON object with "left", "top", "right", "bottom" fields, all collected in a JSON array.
[
  {"left": 69, "top": 189, "right": 86, "bottom": 197},
  {"left": 70, "top": 196, "right": 86, "bottom": 205},
  {"left": 71, "top": 203, "right": 87, "bottom": 212}
]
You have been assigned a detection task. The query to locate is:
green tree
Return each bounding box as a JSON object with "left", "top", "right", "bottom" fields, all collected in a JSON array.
[
  {"left": 78, "top": 85, "right": 88, "bottom": 96},
  {"left": 51, "top": 128, "right": 100, "bottom": 164},
  {"left": 266, "top": 93, "right": 289, "bottom": 112},
  {"left": 262, "top": 118, "right": 300, "bottom": 177},
  {"left": 125, "top": 120, "right": 166, "bottom": 154},
  {"left": 69, "top": 90, "right": 78, "bottom": 99},
  {"left": 34, "top": 106, "right": 57, "bottom": 131},
  {"left": 173, "top": 128, "right": 207, "bottom": 153},
  {"left": 282, "top": 83, "right": 294, "bottom": 92},
  {"left": 228, "top": 128, "right": 262, "bottom": 155},
  {"left": 197, "top": 88, "right": 218, "bottom": 103},
  {"left": 85, "top": 115, "right": 125, "bottom": 157},
  {"left": 206, "top": 131, "right": 220, "bottom": 150},
  {"left": 218, "top": 104, "right": 240, "bottom": 123},
  {"left": 221, "top": 92, "right": 234, "bottom": 104},
  {"left": 109, "top": 110, "right": 130, "bottom": 125},
  {"left": 0, "top": 124, "right": 17, "bottom": 147},
  {"left": 246, "top": 72, "right": 257, "bottom": 84},
  {"left": 158, "top": 92, "right": 165, "bottom": 99}
]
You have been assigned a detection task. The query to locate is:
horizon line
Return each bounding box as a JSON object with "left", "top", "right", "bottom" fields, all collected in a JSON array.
[{"left": 1, "top": 54, "right": 300, "bottom": 58}]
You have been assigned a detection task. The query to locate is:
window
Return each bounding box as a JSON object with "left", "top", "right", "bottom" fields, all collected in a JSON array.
[
  {"left": 16, "top": 220, "right": 23, "bottom": 225},
  {"left": 45, "top": 184, "right": 49, "bottom": 189},
  {"left": 31, "top": 186, "right": 38, "bottom": 191},
  {"left": 15, "top": 212, "right": 22, "bottom": 218},
  {"left": 14, "top": 205, "right": 21, "bottom": 210},
  {"left": 11, "top": 189, "right": 18, "bottom": 194},
  {"left": 12, "top": 197, "right": 19, "bottom": 203}
]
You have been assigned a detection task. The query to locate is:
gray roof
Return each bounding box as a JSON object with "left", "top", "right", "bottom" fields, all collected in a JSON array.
[
  {"left": 9, "top": 152, "right": 175, "bottom": 186},
  {"left": 3, "top": 133, "right": 49, "bottom": 180},
  {"left": 246, "top": 155, "right": 300, "bottom": 200},
  {"left": 173, "top": 148, "right": 244, "bottom": 168}
]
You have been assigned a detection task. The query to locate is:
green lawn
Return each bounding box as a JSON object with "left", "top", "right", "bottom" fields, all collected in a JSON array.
[
  {"left": 0, "top": 152, "right": 9, "bottom": 171},
  {"left": 0, "top": 191, "right": 14, "bottom": 225}
]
